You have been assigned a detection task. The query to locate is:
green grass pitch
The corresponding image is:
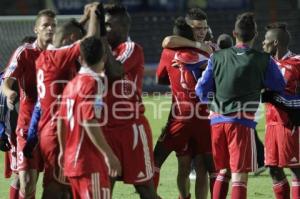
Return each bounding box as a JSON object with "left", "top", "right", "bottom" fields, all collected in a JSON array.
[{"left": 0, "top": 96, "right": 282, "bottom": 198}]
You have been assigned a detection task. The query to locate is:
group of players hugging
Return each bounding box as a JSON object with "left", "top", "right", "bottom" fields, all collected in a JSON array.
[{"left": 0, "top": 1, "right": 300, "bottom": 199}]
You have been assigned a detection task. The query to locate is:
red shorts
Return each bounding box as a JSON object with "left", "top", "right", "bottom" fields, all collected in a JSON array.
[
  {"left": 103, "top": 116, "right": 154, "bottom": 184},
  {"left": 15, "top": 126, "right": 43, "bottom": 172},
  {"left": 159, "top": 116, "right": 211, "bottom": 157},
  {"left": 265, "top": 125, "right": 300, "bottom": 167},
  {"left": 39, "top": 122, "right": 67, "bottom": 186},
  {"left": 69, "top": 172, "right": 111, "bottom": 199},
  {"left": 211, "top": 123, "right": 257, "bottom": 173}
]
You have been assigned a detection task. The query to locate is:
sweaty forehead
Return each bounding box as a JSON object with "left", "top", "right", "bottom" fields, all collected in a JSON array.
[{"left": 188, "top": 19, "right": 207, "bottom": 28}]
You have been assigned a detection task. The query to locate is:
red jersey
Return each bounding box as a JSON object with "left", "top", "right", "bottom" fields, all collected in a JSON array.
[
  {"left": 3, "top": 41, "right": 41, "bottom": 128},
  {"left": 266, "top": 51, "right": 300, "bottom": 125},
  {"left": 35, "top": 42, "right": 80, "bottom": 131},
  {"left": 59, "top": 67, "right": 108, "bottom": 177},
  {"left": 157, "top": 48, "right": 209, "bottom": 118},
  {"left": 102, "top": 41, "right": 145, "bottom": 128}
]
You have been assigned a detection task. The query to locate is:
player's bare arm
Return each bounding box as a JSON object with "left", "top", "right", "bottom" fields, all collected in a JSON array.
[
  {"left": 57, "top": 117, "right": 66, "bottom": 169},
  {"left": 84, "top": 3, "right": 100, "bottom": 38},
  {"left": 78, "top": 2, "right": 95, "bottom": 26},
  {"left": 162, "top": 35, "right": 213, "bottom": 54},
  {"left": 83, "top": 119, "right": 122, "bottom": 177},
  {"left": 1, "top": 78, "right": 17, "bottom": 110},
  {"left": 98, "top": 3, "right": 124, "bottom": 80}
]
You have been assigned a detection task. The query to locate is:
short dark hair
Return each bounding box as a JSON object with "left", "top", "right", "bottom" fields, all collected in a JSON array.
[
  {"left": 186, "top": 7, "right": 207, "bottom": 21},
  {"left": 217, "top": 34, "right": 233, "bottom": 49},
  {"left": 104, "top": 3, "right": 131, "bottom": 26},
  {"left": 234, "top": 12, "right": 256, "bottom": 42},
  {"left": 21, "top": 36, "right": 36, "bottom": 44},
  {"left": 173, "top": 17, "right": 194, "bottom": 41},
  {"left": 58, "top": 19, "right": 86, "bottom": 39},
  {"left": 35, "top": 9, "right": 56, "bottom": 25},
  {"left": 265, "top": 22, "right": 290, "bottom": 46},
  {"left": 80, "top": 36, "right": 104, "bottom": 66}
]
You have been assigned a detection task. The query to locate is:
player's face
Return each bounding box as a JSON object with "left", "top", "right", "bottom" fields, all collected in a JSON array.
[
  {"left": 262, "top": 31, "right": 276, "bottom": 55},
  {"left": 35, "top": 16, "right": 57, "bottom": 44},
  {"left": 188, "top": 19, "right": 208, "bottom": 42},
  {"left": 105, "top": 14, "right": 123, "bottom": 48}
]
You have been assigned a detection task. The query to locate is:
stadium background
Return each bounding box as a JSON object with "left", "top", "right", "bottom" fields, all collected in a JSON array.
[
  {"left": 0, "top": 0, "right": 299, "bottom": 198},
  {"left": 0, "top": 0, "right": 300, "bottom": 92}
]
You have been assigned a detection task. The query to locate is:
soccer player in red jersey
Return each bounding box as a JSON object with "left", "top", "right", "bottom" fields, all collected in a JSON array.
[
  {"left": 100, "top": 3, "right": 158, "bottom": 198},
  {"left": 1, "top": 9, "right": 57, "bottom": 199},
  {"left": 57, "top": 36, "right": 121, "bottom": 199},
  {"left": 263, "top": 22, "right": 300, "bottom": 199},
  {"left": 155, "top": 17, "right": 211, "bottom": 199}
]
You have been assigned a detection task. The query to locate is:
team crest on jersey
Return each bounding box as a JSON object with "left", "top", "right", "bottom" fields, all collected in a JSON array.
[{"left": 94, "top": 96, "right": 103, "bottom": 119}]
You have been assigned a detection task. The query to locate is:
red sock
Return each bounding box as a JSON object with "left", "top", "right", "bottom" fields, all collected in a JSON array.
[
  {"left": 231, "top": 181, "right": 247, "bottom": 199},
  {"left": 178, "top": 193, "right": 191, "bottom": 199},
  {"left": 9, "top": 185, "right": 19, "bottom": 199},
  {"left": 291, "top": 178, "right": 300, "bottom": 199},
  {"left": 209, "top": 172, "right": 218, "bottom": 197},
  {"left": 213, "top": 173, "right": 230, "bottom": 199},
  {"left": 153, "top": 166, "right": 160, "bottom": 191},
  {"left": 273, "top": 179, "right": 290, "bottom": 199}
]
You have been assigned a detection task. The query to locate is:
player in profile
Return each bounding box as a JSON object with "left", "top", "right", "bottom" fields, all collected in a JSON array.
[
  {"left": 154, "top": 16, "right": 211, "bottom": 199},
  {"left": 262, "top": 22, "right": 300, "bottom": 199},
  {"left": 1, "top": 9, "right": 57, "bottom": 199},
  {"left": 196, "top": 12, "right": 285, "bottom": 199},
  {"left": 57, "top": 36, "right": 121, "bottom": 199},
  {"left": 100, "top": 3, "right": 158, "bottom": 198},
  {"left": 216, "top": 34, "right": 233, "bottom": 49}
]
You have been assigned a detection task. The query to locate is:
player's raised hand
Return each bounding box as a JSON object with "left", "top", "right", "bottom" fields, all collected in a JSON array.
[
  {"left": 83, "top": 2, "right": 100, "bottom": 19},
  {"left": 6, "top": 90, "right": 17, "bottom": 110}
]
